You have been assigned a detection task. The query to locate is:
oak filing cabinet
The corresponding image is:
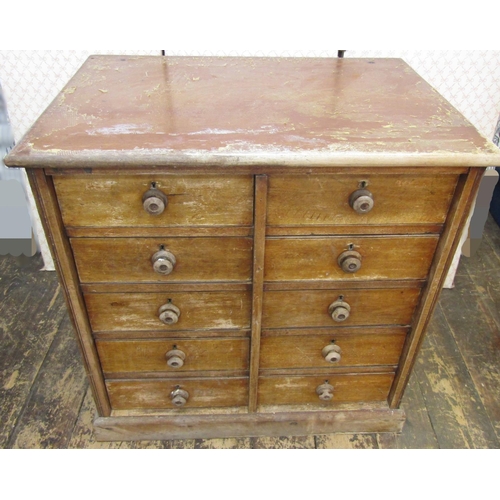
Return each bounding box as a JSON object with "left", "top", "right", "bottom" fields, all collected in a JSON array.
[{"left": 6, "top": 55, "right": 500, "bottom": 440}]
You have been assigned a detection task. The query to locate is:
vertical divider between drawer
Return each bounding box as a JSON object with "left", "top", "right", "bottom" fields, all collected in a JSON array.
[
  {"left": 248, "top": 174, "right": 268, "bottom": 412},
  {"left": 27, "top": 169, "right": 112, "bottom": 417}
]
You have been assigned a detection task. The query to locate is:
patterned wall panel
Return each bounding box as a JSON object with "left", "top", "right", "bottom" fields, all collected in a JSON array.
[
  {"left": 0, "top": 51, "right": 160, "bottom": 269},
  {"left": 0, "top": 50, "right": 160, "bottom": 142},
  {"left": 345, "top": 50, "right": 500, "bottom": 141}
]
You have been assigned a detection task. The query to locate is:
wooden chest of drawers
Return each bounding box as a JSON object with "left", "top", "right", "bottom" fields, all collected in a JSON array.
[{"left": 6, "top": 55, "right": 500, "bottom": 440}]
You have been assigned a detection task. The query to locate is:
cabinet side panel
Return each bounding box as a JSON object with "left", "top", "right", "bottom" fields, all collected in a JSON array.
[
  {"left": 389, "top": 168, "right": 485, "bottom": 407},
  {"left": 27, "top": 169, "right": 111, "bottom": 416}
]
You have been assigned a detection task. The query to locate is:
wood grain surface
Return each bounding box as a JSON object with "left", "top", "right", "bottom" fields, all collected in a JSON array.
[
  {"left": 94, "top": 407, "right": 405, "bottom": 441},
  {"left": 5, "top": 57, "right": 500, "bottom": 168},
  {"left": 267, "top": 174, "right": 459, "bottom": 226},
  {"left": 96, "top": 338, "right": 250, "bottom": 374},
  {"left": 71, "top": 237, "right": 253, "bottom": 283},
  {"left": 106, "top": 377, "right": 249, "bottom": 410},
  {"left": 53, "top": 175, "right": 254, "bottom": 227},
  {"left": 258, "top": 373, "right": 395, "bottom": 406},
  {"left": 259, "top": 331, "right": 406, "bottom": 370},
  {"left": 262, "top": 288, "right": 421, "bottom": 329},
  {"left": 264, "top": 235, "right": 438, "bottom": 281},
  {"left": 85, "top": 291, "right": 252, "bottom": 332}
]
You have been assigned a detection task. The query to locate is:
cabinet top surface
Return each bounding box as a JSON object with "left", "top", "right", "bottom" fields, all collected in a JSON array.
[{"left": 5, "top": 55, "right": 500, "bottom": 169}]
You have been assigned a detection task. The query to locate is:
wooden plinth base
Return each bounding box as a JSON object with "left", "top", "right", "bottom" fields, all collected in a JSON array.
[{"left": 94, "top": 408, "right": 406, "bottom": 441}]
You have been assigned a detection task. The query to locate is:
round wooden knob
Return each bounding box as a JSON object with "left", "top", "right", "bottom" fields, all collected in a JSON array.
[
  {"left": 152, "top": 249, "right": 176, "bottom": 275},
  {"left": 316, "top": 382, "right": 334, "bottom": 401},
  {"left": 337, "top": 250, "right": 362, "bottom": 273},
  {"left": 158, "top": 302, "right": 181, "bottom": 325},
  {"left": 349, "top": 188, "right": 374, "bottom": 214},
  {"left": 170, "top": 388, "right": 189, "bottom": 407},
  {"left": 165, "top": 349, "right": 186, "bottom": 368},
  {"left": 322, "top": 344, "right": 342, "bottom": 363},
  {"left": 328, "top": 300, "right": 351, "bottom": 322},
  {"left": 142, "top": 187, "right": 168, "bottom": 215}
]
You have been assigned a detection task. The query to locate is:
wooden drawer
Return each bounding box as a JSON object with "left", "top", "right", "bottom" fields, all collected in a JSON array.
[
  {"left": 258, "top": 373, "right": 394, "bottom": 406},
  {"left": 262, "top": 288, "right": 421, "bottom": 329},
  {"left": 71, "top": 237, "right": 253, "bottom": 283},
  {"left": 97, "top": 338, "right": 250, "bottom": 374},
  {"left": 85, "top": 291, "right": 252, "bottom": 332},
  {"left": 54, "top": 175, "right": 254, "bottom": 227},
  {"left": 260, "top": 330, "right": 406, "bottom": 370},
  {"left": 107, "top": 377, "right": 249, "bottom": 410},
  {"left": 267, "top": 174, "right": 459, "bottom": 226},
  {"left": 265, "top": 235, "right": 438, "bottom": 282}
]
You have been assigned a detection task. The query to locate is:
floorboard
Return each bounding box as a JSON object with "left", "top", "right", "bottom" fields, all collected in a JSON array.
[
  {"left": 8, "top": 314, "right": 88, "bottom": 448},
  {"left": 413, "top": 305, "right": 499, "bottom": 449},
  {"left": 0, "top": 254, "right": 67, "bottom": 447},
  {"left": 378, "top": 372, "right": 439, "bottom": 449}
]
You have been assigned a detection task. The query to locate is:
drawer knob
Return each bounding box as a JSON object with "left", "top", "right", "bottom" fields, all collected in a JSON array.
[
  {"left": 158, "top": 302, "right": 181, "bottom": 325},
  {"left": 170, "top": 388, "right": 189, "bottom": 407},
  {"left": 349, "top": 188, "right": 374, "bottom": 214},
  {"left": 316, "top": 382, "right": 334, "bottom": 401},
  {"left": 328, "top": 300, "right": 351, "bottom": 322},
  {"left": 143, "top": 187, "right": 168, "bottom": 215},
  {"left": 338, "top": 250, "right": 362, "bottom": 273},
  {"left": 152, "top": 249, "right": 177, "bottom": 275},
  {"left": 165, "top": 349, "right": 186, "bottom": 368},
  {"left": 322, "top": 344, "right": 342, "bottom": 363}
]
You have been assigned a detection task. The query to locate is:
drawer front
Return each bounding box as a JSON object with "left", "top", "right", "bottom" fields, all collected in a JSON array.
[
  {"left": 267, "top": 174, "right": 459, "bottom": 226},
  {"left": 260, "top": 331, "right": 406, "bottom": 370},
  {"left": 54, "top": 175, "right": 254, "bottom": 227},
  {"left": 85, "top": 291, "right": 252, "bottom": 332},
  {"left": 106, "top": 377, "right": 248, "bottom": 410},
  {"left": 262, "top": 288, "right": 421, "bottom": 329},
  {"left": 97, "top": 338, "right": 250, "bottom": 374},
  {"left": 72, "top": 237, "right": 253, "bottom": 283},
  {"left": 258, "top": 373, "right": 394, "bottom": 406},
  {"left": 265, "top": 235, "right": 438, "bottom": 282}
]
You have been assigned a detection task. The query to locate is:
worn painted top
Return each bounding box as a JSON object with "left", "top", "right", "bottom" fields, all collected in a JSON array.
[{"left": 5, "top": 55, "right": 500, "bottom": 168}]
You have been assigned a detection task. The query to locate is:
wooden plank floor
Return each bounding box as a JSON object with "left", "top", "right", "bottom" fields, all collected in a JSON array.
[{"left": 1, "top": 216, "right": 499, "bottom": 449}]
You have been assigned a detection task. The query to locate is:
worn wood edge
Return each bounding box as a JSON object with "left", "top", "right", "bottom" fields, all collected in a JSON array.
[
  {"left": 111, "top": 406, "right": 249, "bottom": 417},
  {"left": 45, "top": 166, "right": 469, "bottom": 177},
  {"left": 67, "top": 224, "right": 442, "bottom": 238},
  {"left": 248, "top": 175, "right": 268, "bottom": 412},
  {"left": 259, "top": 366, "right": 397, "bottom": 376},
  {"left": 266, "top": 234, "right": 440, "bottom": 241},
  {"left": 266, "top": 224, "right": 444, "bottom": 236},
  {"left": 93, "top": 329, "right": 251, "bottom": 340},
  {"left": 82, "top": 282, "right": 252, "bottom": 294},
  {"left": 104, "top": 370, "right": 250, "bottom": 380},
  {"left": 67, "top": 226, "right": 253, "bottom": 238},
  {"left": 388, "top": 168, "right": 486, "bottom": 408},
  {"left": 84, "top": 281, "right": 423, "bottom": 294},
  {"left": 110, "top": 401, "right": 387, "bottom": 416},
  {"left": 264, "top": 280, "right": 425, "bottom": 291},
  {"left": 93, "top": 408, "right": 406, "bottom": 441},
  {"left": 27, "top": 169, "right": 111, "bottom": 416},
  {"left": 261, "top": 326, "right": 410, "bottom": 337},
  {"left": 10, "top": 152, "right": 491, "bottom": 170}
]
